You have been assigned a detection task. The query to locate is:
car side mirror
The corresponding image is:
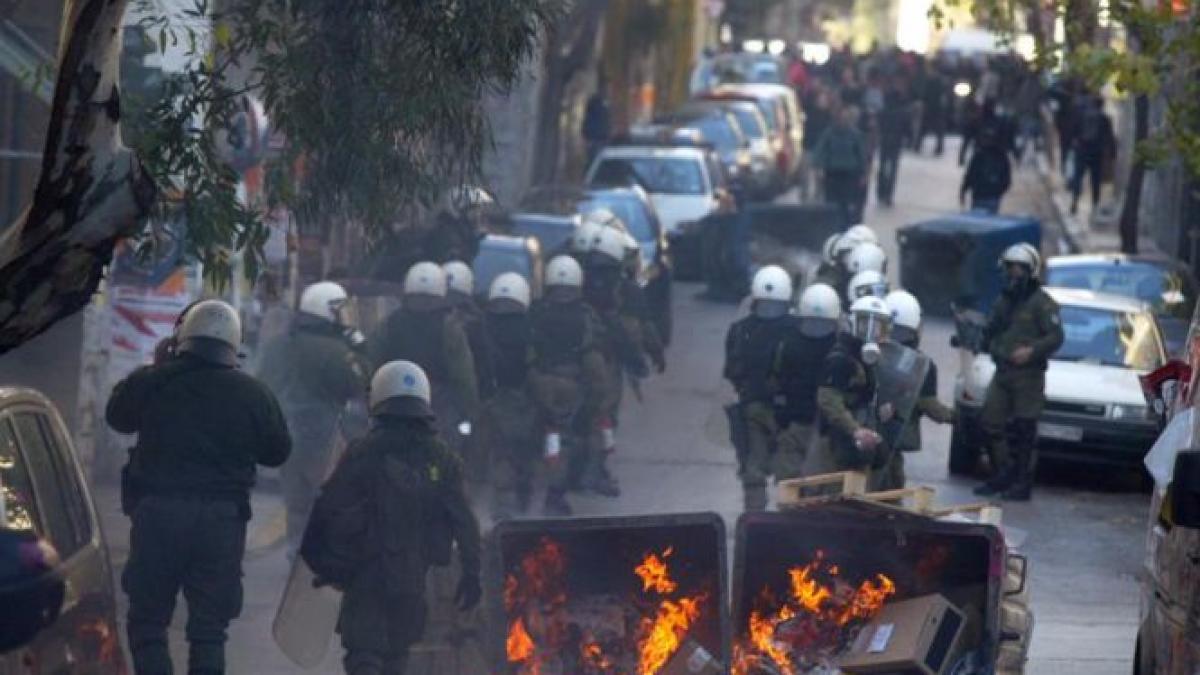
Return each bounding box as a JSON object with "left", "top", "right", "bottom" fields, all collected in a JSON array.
[
  {"left": 1171, "top": 450, "right": 1200, "bottom": 530},
  {"left": 0, "top": 530, "right": 65, "bottom": 654}
]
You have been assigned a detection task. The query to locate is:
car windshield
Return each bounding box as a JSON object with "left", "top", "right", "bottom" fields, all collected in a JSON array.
[
  {"left": 580, "top": 196, "right": 656, "bottom": 242},
  {"left": 473, "top": 245, "right": 533, "bottom": 297},
  {"left": 1046, "top": 262, "right": 1196, "bottom": 319},
  {"left": 676, "top": 116, "right": 740, "bottom": 154},
  {"left": 590, "top": 157, "right": 706, "bottom": 195},
  {"left": 1054, "top": 305, "right": 1161, "bottom": 370}
]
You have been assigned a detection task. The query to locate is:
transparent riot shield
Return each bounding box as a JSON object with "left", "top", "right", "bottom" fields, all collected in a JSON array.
[
  {"left": 873, "top": 341, "right": 933, "bottom": 449},
  {"left": 271, "top": 418, "right": 352, "bottom": 669}
]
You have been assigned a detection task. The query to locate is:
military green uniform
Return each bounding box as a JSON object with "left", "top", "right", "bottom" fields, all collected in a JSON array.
[
  {"left": 257, "top": 314, "right": 368, "bottom": 557},
  {"left": 815, "top": 335, "right": 895, "bottom": 485},
  {"left": 979, "top": 282, "right": 1064, "bottom": 495},
  {"left": 479, "top": 309, "right": 538, "bottom": 518},
  {"left": 527, "top": 296, "right": 611, "bottom": 511},
  {"left": 371, "top": 304, "right": 480, "bottom": 452},
  {"left": 772, "top": 329, "right": 838, "bottom": 482},
  {"left": 448, "top": 293, "right": 495, "bottom": 481},
  {"left": 724, "top": 312, "right": 797, "bottom": 510},
  {"left": 307, "top": 416, "right": 481, "bottom": 675}
]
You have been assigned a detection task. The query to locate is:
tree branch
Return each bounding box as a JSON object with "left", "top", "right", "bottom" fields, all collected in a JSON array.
[{"left": 0, "top": 0, "right": 157, "bottom": 355}]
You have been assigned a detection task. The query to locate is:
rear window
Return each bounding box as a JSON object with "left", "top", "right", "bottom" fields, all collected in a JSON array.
[
  {"left": 691, "top": 117, "right": 740, "bottom": 153},
  {"left": 0, "top": 418, "right": 39, "bottom": 533},
  {"left": 590, "top": 157, "right": 707, "bottom": 195},
  {"left": 14, "top": 412, "right": 92, "bottom": 556},
  {"left": 728, "top": 107, "right": 765, "bottom": 139},
  {"left": 580, "top": 196, "right": 656, "bottom": 243},
  {"left": 1046, "top": 262, "right": 1196, "bottom": 319}
]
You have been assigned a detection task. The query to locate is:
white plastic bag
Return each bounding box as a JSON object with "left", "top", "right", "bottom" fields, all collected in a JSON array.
[{"left": 1144, "top": 406, "right": 1194, "bottom": 488}]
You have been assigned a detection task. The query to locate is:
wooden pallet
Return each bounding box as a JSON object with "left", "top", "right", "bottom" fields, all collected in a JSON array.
[{"left": 776, "top": 471, "right": 1004, "bottom": 525}]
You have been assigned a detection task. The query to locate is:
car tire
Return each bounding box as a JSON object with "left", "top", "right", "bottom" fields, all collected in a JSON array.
[{"left": 949, "top": 420, "right": 978, "bottom": 476}]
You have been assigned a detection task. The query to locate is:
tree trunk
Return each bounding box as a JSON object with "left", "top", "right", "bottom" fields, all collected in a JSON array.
[
  {"left": 1117, "top": 95, "right": 1149, "bottom": 254},
  {"left": 0, "top": 0, "right": 156, "bottom": 355}
]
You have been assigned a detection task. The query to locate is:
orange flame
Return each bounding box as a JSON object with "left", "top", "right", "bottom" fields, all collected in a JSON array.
[
  {"left": 635, "top": 547, "right": 679, "bottom": 595},
  {"left": 507, "top": 617, "right": 536, "bottom": 665},
  {"left": 638, "top": 596, "right": 703, "bottom": 675},
  {"left": 732, "top": 553, "right": 897, "bottom": 675},
  {"left": 582, "top": 642, "right": 614, "bottom": 670}
]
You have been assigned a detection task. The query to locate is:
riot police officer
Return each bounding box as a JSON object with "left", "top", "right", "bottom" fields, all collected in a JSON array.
[
  {"left": 372, "top": 262, "right": 480, "bottom": 459},
  {"left": 772, "top": 283, "right": 842, "bottom": 481},
  {"left": 443, "top": 260, "right": 495, "bottom": 479},
  {"left": 107, "top": 300, "right": 291, "bottom": 675},
  {"left": 724, "top": 265, "right": 796, "bottom": 511},
  {"left": 815, "top": 296, "right": 898, "bottom": 483},
  {"left": 846, "top": 269, "right": 890, "bottom": 306},
  {"left": 528, "top": 255, "right": 611, "bottom": 515},
  {"left": 975, "top": 244, "right": 1063, "bottom": 500},
  {"left": 257, "top": 281, "right": 368, "bottom": 559},
  {"left": 845, "top": 241, "right": 887, "bottom": 276},
  {"left": 880, "top": 289, "right": 955, "bottom": 490},
  {"left": 479, "top": 272, "right": 540, "bottom": 519},
  {"left": 308, "top": 360, "right": 481, "bottom": 675},
  {"left": 814, "top": 225, "right": 877, "bottom": 290}
]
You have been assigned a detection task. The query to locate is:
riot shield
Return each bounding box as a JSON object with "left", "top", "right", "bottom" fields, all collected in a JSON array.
[
  {"left": 873, "top": 341, "right": 933, "bottom": 449},
  {"left": 271, "top": 421, "right": 351, "bottom": 669}
]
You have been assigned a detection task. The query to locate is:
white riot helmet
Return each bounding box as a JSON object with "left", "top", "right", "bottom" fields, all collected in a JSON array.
[
  {"left": 1000, "top": 243, "right": 1041, "bottom": 279},
  {"left": 581, "top": 207, "right": 623, "bottom": 231},
  {"left": 845, "top": 224, "right": 878, "bottom": 245},
  {"left": 849, "top": 295, "right": 892, "bottom": 364},
  {"left": 369, "top": 360, "right": 433, "bottom": 418},
  {"left": 299, "top": 281, "right": 350, "bottom": 324},
  {"left": 847, "top": 270, "right": 889, "bottom": 303},
  {"left": 797, "top": 283, "right": 841, "bottom": 337},
  {"left": 546, "top": 254, "right": 584, "bottom": 291},
  {"left": 751, "top": 265, "right": 793, "bottom": 319},
  {"left": 885, "top": 289, "right": 922, "bottom": 346},
  {"left": 846, "top": 242, "right": 887, "bottom": 275},
  {"left": 821, "top": 234, "right": 841, "bottom": 266},
  {"left": 572, "top": 221, "right": 602, "bottom": 254},
  {"left": 442, "top": 260, "right": 474, "bottom": 297},
  {"left": 177, "top": 299, "right": 242, "bottom": 366},
  {"left": 487, "top": 272, "right": 532, "bottom": 312},
  {"left": 445, "top": 185, "right": 495, "bottom": 218},
  {"left": 404, "top": 261, "right": 448, "bottom": 298},
  {"left": 590, "top": 226, "right": 627, "bottom": 266}
]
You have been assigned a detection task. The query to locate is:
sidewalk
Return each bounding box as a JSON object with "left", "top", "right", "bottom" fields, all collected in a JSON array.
[{"left": 1033, "top": 152, "right": 1155, "bottom": 255}]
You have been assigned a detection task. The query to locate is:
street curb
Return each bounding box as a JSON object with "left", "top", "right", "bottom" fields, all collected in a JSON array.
[{"left": 1033, "top": 155, "right": 1083, "bottom": 254}]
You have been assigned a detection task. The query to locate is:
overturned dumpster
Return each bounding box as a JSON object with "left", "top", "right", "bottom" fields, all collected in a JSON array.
[
  {"left": 732, "top": 494, "right": 1024, "bottom": 675},
  {"left": 488, "top": 513, "right": 729, "bottom": 674}
]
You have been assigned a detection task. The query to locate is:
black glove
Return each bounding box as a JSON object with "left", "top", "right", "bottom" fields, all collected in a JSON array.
[{"left": 454, "top": 573, "right": 482, "bottom": 611}]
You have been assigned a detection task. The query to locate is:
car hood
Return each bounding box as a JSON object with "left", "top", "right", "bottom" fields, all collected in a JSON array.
[
  {"left": 650, "top": 194, "right": 715, "bottom": 234},
  {"left": 1045, "top": 359, "right": 1146, "bottom": 407}
]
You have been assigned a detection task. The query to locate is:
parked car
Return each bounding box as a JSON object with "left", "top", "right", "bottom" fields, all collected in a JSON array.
[
  {"left": 520, "top": 184, "right": 674, "bottom": 343},
  {"left": 0, "top": 387, "right": 125, "bottom": 672},
  {"left": 1135, "top": 301, "right": 1200, "bottom": 675},
  {"left": 654, "top": 106, "right": 754, "bottom": 196},
  {"left": 585, "top": 142, "right": 734, "bottom": 239},
  {"left": 950, "top": 287, "right": 1164, "bottom": 474},
  {"left": 1045, "top": 253, "right": 1198, "bottom": 358},
  {"left": 472, "top": 234, "right": 543, "bottom": 302},
  {"left": 675, "top": 99, "right": 776, "bottom": 198},
  {"left": 690, "top": 52, "right": 788, "bottom": 93},
  {"left": 711, "top": 83, "right": 804, "bottom": 181},
  {"left": 700, "top": 89, "right": 791, "bottom": 186}
]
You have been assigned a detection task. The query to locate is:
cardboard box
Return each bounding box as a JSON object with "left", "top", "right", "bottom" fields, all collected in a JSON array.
[
  {"left": 838, "top": 594, "right": 965, "bottom": 675},
  {"left": 660, "top": 638, "right": 724, "bottom": 675}
]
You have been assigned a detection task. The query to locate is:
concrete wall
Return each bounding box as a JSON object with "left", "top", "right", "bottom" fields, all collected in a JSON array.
[{"left": 480, "top": 48, "right": 546, "bottom": 208}]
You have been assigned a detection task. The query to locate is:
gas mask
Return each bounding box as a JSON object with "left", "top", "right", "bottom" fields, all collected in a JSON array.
[
  {"left": 1004, "top": 263, "right": 1032, "bottom": 293},
  {"left": 851, "top": 312, "right": 889, "bottom": 364},
  {"left": 861, "top": 341, "right": 882, "bottom": 365}
]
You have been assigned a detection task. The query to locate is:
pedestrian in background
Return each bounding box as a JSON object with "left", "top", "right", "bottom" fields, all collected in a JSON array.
[
  {"left": 875, "top": 85, "right": 909, "bottom": 207},
  {"left": 1070, "top": 94, "right": 1116, "bottom": 216},
  {"left": 960, "top": 126, "right": 1012, "bottom": 214},
  {"left": 582, "top": 75, "right": 612, "bottom": 166},
  {"left": 813, "top": 105, "right": 868, "bottom": 226}
]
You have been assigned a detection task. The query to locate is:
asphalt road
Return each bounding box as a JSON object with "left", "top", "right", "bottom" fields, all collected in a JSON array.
[{"left": 118, "top": 142, "right": 1147, "bottom": 674}]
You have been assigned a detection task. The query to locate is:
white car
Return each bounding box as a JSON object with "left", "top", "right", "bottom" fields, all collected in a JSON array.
[
  {"left": 585, "top": 144, "right": 728, "bottom": 236},
  {"left": 950, "top": 287, "right": 1164, "bottom": 474}
]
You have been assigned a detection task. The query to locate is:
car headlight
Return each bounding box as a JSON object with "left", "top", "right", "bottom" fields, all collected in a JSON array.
[{"left": 1108, "top": 404, "right": 1150, "bottom": 421}]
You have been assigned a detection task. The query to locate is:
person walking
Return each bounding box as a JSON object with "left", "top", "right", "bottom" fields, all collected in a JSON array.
[
  {"left": 582, "top": 77, "right": 612, "bottom": 165},
  {"left": 875, "top": 86, "right": 909, "bottom": 207},
  {"left": 257, "top": 281, "right": 368, "bottom": 560},
  {"left": 959, "top": 127, "right": 1012, "bottom": 214},
  {"left": 813, "top": 106, "right": 869, "bottom": 226},
  {"left": 974, "top": 244, "right": 1063, "bottom": 501},
  {"left": 1070, "top": 95, "right": 1116, "bottom": 215},
  {"left": 107, "top": 300, "right": 292, "bottom": 675},
  {"left": 303, "top": 360, "right": 481, "bottom": 675}
]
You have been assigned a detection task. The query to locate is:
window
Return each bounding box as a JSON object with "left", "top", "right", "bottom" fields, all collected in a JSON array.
[
  {"left": 0, "top": 418, "right": 39, "bottom": 533},
  {"left": 1055, "top": 306, "right": 1163, "bottom": 371},
  {"left": 590, "top": 158, "right": 706, "bottom": 196},
  {"left": 580, "top": 197, "right": 656, "bottom": 243},
  {"left": 1045, "top": 263, "right": 1197, "bottom": 319},
  {"left": 13, "top": 412, "right": 91, "bottom": 556}
]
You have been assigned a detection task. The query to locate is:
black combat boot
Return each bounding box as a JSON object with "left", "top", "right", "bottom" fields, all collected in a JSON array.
[{"left": 972, "top": 466, "right": 1013, "bottom": 496}]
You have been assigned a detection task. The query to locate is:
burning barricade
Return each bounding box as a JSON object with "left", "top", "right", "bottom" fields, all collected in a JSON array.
[
  {"left": 733, "top": 500, "right": 1011, "bottom": 675},
  {"left": 490, "top": 514, "right": 727, "bottom": 674}
]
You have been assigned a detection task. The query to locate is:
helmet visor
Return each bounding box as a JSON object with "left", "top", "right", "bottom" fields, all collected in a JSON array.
[
  {"left": 852, "top": 313, "right": 888, "bottom": 343},
  {"left": 853, "top": 281, "right": 889, "bottom": 300}
]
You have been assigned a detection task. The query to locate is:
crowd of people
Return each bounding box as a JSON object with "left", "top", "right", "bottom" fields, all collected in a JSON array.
[
  {"left": 723, "top": 222, "right": 1062, "bottom": 512},
  {"left": 104, "top": 203, "right": 668, "bottom": 674}
]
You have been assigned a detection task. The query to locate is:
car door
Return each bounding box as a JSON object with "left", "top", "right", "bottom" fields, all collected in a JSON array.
[{"left": 6, "top": 407, "right": 122, "bottom": 674}]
